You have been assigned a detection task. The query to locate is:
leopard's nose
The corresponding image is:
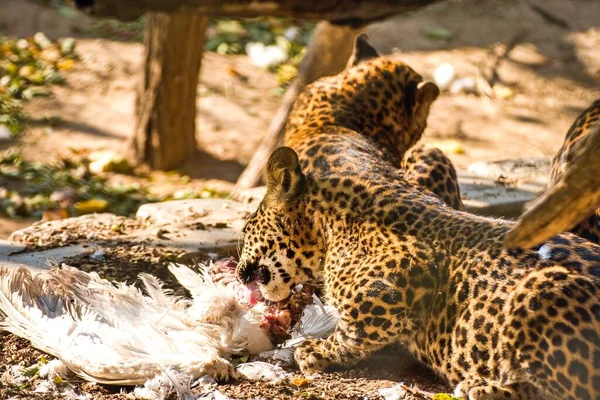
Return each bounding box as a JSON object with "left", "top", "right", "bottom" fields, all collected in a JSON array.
[
  {"left": 258, "top": 266, "right": 271, "bottom": 285},
  {"left": 237, "top": 261, "right": 258, "bottom": 284}
]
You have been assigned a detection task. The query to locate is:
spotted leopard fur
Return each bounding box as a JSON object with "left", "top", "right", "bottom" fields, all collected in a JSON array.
[{"left": 237, "top": 35, "right": 600, "bottom": 400}]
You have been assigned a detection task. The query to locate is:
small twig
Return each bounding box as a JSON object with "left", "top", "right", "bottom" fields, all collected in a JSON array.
[
  {"left": 400, "top": 384, "right": 436, "bottom": 399},
  {"left": 530, "top": 4, "right": 569, "bottom": 30},
  {"left": 475, "top": 64, "right": 494, "bottom": 98},
  {"left": 488, "top": 30, "right": 528, "bottom": 87}
]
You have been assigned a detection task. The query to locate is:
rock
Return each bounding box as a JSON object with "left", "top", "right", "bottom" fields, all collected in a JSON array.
[
  {"left": 0, "top": 125, "right": 12, "bottom": 140},
  {"left": 0, "top": 240, "right": 89, "bottom": 271},
  {"left": 449, "top": 77, "right": 477, "bottom": 95},
  {"left": 433, "top": 63, "right": 455, "bottom": 91},
  {"left": 459, "top": 159, "right": 550, "bottom": 218}
]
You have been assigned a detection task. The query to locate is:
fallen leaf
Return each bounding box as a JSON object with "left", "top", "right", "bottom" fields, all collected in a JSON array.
[
  {"left": 431, "top": 139, "right": 465, "bottom": 155},
  {"left": 493, "top": 84, "right": 515, "bottom": 100},
  {"left": 74, "top": 199, "right": 109, "bottom": 214},
  {"left": 41, "top": 208, "right": 71, "bottom": 222},
  {"left": 292, "top": 377, "right": 310, "bottom": 387}
]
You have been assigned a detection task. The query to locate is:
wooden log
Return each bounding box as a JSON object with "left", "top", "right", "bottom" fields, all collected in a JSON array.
[
  {"left": 74, "top": 0, "right": 439, "bottom": 24},
  {"left": 128, "top": 13, "right": 208, "bottom": 170},
  {"left": 504, "top": 122, "right": 600, "bottom": 248},
  {"left": 231, "top": 21, "right": 364, "bottom": 197}
]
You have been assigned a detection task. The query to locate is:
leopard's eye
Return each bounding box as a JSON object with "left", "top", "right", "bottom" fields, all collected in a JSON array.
[{"left": 276, "top": 219, "right": 285, "bottom": 231}]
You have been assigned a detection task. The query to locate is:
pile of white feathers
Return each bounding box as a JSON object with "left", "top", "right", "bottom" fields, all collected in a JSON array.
[{"left": 0, "top": 263, "right": 337, "bottom": 399}]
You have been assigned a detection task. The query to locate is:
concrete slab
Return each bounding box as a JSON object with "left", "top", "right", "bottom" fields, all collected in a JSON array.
[
  {"left": 1, "top": 156, "right": 550, "bottom": 273},
  {"left": 467, "top": 157, "right": 551, "bottom": 183},
  {"left": 462, "top": 157, "right": 550, "bottom": 218},
  {"left": 1, "top": 243, "right": 91, "bottom": 271},
  {"left": 238, "top": 159, "right": 549, "bottom": 219},
  {"left": 0, "top": 239, "right": 35, "bottom": 270},
  {"left": 459, "top": 172, "right": 545, "bottom": 218},
  {"left": 3, "top": 200, "right": 256, "bottom": 272}
]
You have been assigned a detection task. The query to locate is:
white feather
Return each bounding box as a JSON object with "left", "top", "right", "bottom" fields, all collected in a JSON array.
[
  {"left": 537, "top": 244, "right": 552, "bottom": 260},
  {"left": 0, "top": 263, "right": 273, "bottom": 387}
]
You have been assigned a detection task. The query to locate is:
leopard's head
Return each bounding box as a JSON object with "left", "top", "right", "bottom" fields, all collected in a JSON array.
[
  {"left": 289, "top": 34, "right": 440, "bottom": 162},
  {"left": 236, "top": 147, "right": 323, "bottom": 302}
]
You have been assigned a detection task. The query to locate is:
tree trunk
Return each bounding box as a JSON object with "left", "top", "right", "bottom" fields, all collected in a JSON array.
[
  {"left": 231, "top": 21, "right": 364, "bottom": 197},
  {"left": 129, "top": 13, "right": 208, "bottom": 170}
]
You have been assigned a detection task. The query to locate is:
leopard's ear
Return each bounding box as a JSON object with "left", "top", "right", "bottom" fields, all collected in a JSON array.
[
  {"left": 347, "top": 34, "right": 379, "bottom": 68},
  {"left": 416, "top": 81, "right": 440, "bottom": 105},
  {"left": 411, "top": 80, "right": 439, "bottom": 120},
  {"left": 265, "top": 147, "right": 306, "bottom": 204}
]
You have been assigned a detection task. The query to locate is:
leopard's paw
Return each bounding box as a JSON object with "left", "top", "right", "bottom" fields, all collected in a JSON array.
[{"left": 294, "top": 339, "right": 330, "bottom": 374}]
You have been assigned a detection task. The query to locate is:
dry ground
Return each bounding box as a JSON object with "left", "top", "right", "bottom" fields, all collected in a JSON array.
[{"left": 0, "top": 0, "right": 599, "bottom": 398}]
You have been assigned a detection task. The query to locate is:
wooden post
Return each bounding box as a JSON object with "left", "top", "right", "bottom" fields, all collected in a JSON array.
[
  {"left": 129, "top": 13, "right": 208, "bottom": 170},
  {"left": 231, "top": 21, "right": 364, "bottom": 196}
]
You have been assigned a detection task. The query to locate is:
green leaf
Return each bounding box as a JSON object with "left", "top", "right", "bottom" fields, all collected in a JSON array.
[{"left": 423, "top": 27, "right": 453, "bottom": 40}]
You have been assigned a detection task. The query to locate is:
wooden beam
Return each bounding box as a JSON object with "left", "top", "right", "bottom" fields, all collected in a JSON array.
[
  {"left": 231, "top": 21, "right": 364, "bottom": 197},
  {"left": 505, "top": 122, "right": 600, "bottom": 248},
  {"left": 74, "top": 0, "right": 439, "bottom": 23}
]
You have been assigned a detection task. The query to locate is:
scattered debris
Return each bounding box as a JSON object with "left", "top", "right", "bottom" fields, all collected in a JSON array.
[
  {"left": 204, "top": 19, "right": 311, "bottom": 86},
  {"left": 492, "top": 83, "right": 515, "bottom": 100},
  {"left": 88, "top": 150, "right": 132, "bottom": 174},
  {"left": 379, "top": 383, "right": 408, "bottom": 400},
  {"left": 0, "top": 33, "right": 78, "bottom": 136},
  {"left": 236, "top": 362, "right": 291, "bottom": 384},
  {"left": 486, "top": 30, "right": 528, "bottom": 88},
  {"left": 0, "top": 150, "right": 226, "bottom": 221},
  {"left": 0, "top": 124, "right": 11, "bottom": 140}
]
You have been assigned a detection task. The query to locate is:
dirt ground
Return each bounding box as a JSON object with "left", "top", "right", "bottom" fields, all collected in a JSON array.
[{"left": 0, "top": 0, "right": 599, "bottom": 398}]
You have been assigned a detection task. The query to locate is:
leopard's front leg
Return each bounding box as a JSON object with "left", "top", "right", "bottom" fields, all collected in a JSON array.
[{"left": 294, "top": 313, "right": 395, "bottom": 374}]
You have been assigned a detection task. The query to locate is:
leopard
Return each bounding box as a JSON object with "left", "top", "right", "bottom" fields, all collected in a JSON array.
[
  {"left": 236, "top": 34, "right": 600, "bottom": 400},
  {"left": 547, "top": 99, "right": 600, "bottom": 244}
]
